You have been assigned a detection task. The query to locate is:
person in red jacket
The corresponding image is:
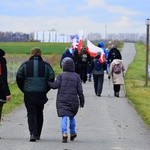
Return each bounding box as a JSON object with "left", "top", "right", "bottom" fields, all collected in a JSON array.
[{"left": 0, "top": 49, "right": 11, "bottom": 123}]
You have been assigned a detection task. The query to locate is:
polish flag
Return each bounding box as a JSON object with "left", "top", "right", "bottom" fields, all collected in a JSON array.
[
  {"left": 70, "top": 30, "right": 83, "bottom": 53},
  {"left": 87, "top": 40, "right": 106, "bottom": 63},
  {"left": 77, "top": 30, "right": 83, "bottom": 52}
]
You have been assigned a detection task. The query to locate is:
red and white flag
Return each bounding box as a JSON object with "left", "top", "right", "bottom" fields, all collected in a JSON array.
[
  {"left": 87, "top": 39, "right": 106, "bottom": 63},
  {"left": 70, "top": 30, "right": 83, "bottom": 53}
]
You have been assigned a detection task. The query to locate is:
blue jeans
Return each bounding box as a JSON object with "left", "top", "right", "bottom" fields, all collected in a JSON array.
[{"left": 61, "top": 116, "right": 76, "bottom": 135}]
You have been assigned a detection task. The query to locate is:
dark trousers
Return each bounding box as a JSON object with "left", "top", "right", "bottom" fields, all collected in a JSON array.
[
  {"left": 113, "top": 84, "right": 121, "bottom": 93},
  {"left": 80, "top": 65, "right": 87, "bottom": 83},
  {"left": 93, "top": 74, "right": 104, "bottom": 95},
  {"left": 25, "top": 102, "right": 44, "bottom": 136},
  {"left": 0, "top": 103, "right": 4, "bottom": 122}
]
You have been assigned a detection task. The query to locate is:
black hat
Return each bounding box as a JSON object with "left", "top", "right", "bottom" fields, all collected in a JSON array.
[{"left": 0, "top": 49, "right": 5, "bottom": 57}]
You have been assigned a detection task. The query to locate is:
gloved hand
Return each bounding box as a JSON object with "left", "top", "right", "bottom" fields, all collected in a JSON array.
[{"left": 108, "top": 76, "right": 111, "bottom": 79}]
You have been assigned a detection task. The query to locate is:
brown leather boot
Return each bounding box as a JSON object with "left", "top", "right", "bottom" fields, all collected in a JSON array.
[
  {"left": 70, "top": 134, "right": 77, "bottom": 141},
  {"left": 62, "top": 134, "right": 68, "bottom": 143}
]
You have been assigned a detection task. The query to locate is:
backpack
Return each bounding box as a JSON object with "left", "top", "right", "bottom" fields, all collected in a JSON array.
[
  {"left": 94, "top": 59, "right": 103, "bottom": 71},
  {"left": 113, "top": 63, "right": 121, "bottom": 74}
]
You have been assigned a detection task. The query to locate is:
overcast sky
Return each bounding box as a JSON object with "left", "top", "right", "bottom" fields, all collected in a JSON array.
[{"left": 0, "top": 0, "right": 149, "bottom": 37}]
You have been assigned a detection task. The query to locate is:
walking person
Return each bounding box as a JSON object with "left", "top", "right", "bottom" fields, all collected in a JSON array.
[
  {"left": 16, "top": 47, "right": 55, "bottom": 142},
  {"left": 60, "top": 48, "right": 74, "bottom": 68},
  {"left": 98, "top": 41, "right": 109, "bottom": 74},
  {"left": 79, "top": 47, "right": 90, "bottom": 83},
  {"left": 0, "top": 49, "right": 11, "bottom": 123},
  {"left": 91, "top": 52, "right": 105, "bottom": 97},
  {"left": 48, "top": 57, "right": 85, "bottom": 143},
  {"left": 72, "top": 48, "right": 80, "bottom": 75},
  {"left": 107, "top": 44, "right": 122, "bottom": 64},
  {"left": 108, "top": 58, "right": 125, "bottom": 97}
]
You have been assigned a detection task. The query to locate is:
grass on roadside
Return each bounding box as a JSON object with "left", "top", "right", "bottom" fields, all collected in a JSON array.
[
  {"left": 2, "top": 83, "right": 23, "bottom": 115},
  {"left": 125, "top": 42, "right": 150, "bottom": 126}
]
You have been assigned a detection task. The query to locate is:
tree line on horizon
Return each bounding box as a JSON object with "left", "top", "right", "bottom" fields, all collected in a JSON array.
[{"left": 0, "top": 31, "right": 146, "bottom": 43}]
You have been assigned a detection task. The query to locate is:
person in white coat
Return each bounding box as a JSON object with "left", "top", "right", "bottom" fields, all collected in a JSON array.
[{"left": 108, "top": 58, "right": 125, "bottom": 97}]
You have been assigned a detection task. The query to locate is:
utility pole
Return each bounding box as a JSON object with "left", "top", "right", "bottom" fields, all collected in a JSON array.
[{"left": 145, "top": 18, "right": 150, "bottom": 86}]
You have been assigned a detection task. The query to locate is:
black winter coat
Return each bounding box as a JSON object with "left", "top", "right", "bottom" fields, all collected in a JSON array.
[
  {"left": 0, "top": 57, "right": 10, "bottom": 101},
  {"left": 107, "top": 48, "right": 122, "bottom": 64},
  {"left": 49, "top": 57, "right": 85, "bottom": 117}
]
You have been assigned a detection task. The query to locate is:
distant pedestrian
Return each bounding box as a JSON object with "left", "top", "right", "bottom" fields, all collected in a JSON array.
[
  {"left": 60, "top": 48, "right": 74, "bottom": 68},
  {"left": 72, "top": 48, "right": 80, "bottom": 75},
  {"left": 108, "top": 58, "right": 125, "bottom": 97},
  {"left": 91, "top": 52, "right": 105, "bottom": 97},
  {"left": 79, "top": 47, "right": 91, "bottom": 83},
  {"left": 107, "top": 45, "right": 122, "bottom": 64},
  {"left": 48, "top": 57, "right": 85, "bottom": 143},
  {"left": 0, "top": 49, "right": 11, "bottom": 123},
  {"left": 16, "top": 47, "right": 55, "bottom": 142},
  {"left": 98, "top": 41, "right": 108, "bottom": 74},
  {"left": 87, "top": 57, "right": 93, "bottom": 82}
]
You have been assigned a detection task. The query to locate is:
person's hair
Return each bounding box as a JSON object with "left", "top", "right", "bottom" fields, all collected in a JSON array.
[{"left": 31, "top": 47, "right": 41, "bottom": 56}]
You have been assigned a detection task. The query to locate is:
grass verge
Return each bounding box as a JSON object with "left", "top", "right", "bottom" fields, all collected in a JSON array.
[
  {"left": 125, "top": 42, "right": 150, "bottom": 127},
  {"left": 3, "top": 83, "right": 23, "bottom": 115}
]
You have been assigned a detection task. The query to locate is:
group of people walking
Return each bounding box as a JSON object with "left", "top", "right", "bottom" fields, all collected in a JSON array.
[
  {"left": 60, "top": 47, "right": 92, "bottom": 83},
  {"left": 60, "top": 41, "right": 125, "bottom": 98},
  {"left": 0, "top": 47, "right": 84, "bottom": 143},
  {"left": 0, "top": 41, "right": 125, "bottom": 143}
]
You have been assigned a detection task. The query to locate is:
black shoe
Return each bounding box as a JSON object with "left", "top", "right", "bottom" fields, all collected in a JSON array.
[
  {"left": 62, "top": 134, "right": 68, "bottom": 143},
  {"left": 114, "top": 92, "right": 119, "bottom": 97},
  {"left": 97, "top": 94, "right": 101, "bottom": 97},
  {"left": 30, "top": 134, "right": 36, "bottom": 142},
  {"left": 35, "top": 135, "right": 40, "bottom": 140},
  {"left": 116, "top": 92, "right": 119, "bottom": 97},
  {"left": 70, "top": 134, "right": 77, "bottom": 141}
]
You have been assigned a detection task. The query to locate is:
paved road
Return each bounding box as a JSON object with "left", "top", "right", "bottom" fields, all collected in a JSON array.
[{"left": 1, "top": 43, "right": 150, "bottom": 150}]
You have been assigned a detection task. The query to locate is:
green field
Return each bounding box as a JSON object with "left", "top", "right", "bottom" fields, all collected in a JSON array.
[{"left": 0, "top": 42, "right": 71, "bottom": 54}]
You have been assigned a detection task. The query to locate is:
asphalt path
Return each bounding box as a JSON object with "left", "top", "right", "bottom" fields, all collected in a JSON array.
[{"left": 0, "top": 43, "right": 150, "bottom": 150}]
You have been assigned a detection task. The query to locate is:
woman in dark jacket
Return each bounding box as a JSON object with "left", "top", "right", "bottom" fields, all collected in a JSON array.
[
  {"left": 0, "top": 49, "right": 11, "bottom": 122},
  {"left": 48, "top": 57, "right": 85, "bottom": 143}
]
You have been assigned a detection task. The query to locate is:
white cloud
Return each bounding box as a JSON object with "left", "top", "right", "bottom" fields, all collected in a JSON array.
[
  {"left": 115, "top": 16, "right": 131, "bottom": 28},
  {"left": 0, "top": 0, "right": 146, "bottom": 36},
  {"left": 87, "top": 0, "right": 106, "bottom": 8},
  {"left": 0, "top": 14, "right": 145, "bottom": 36},
  {"left": 35, "top": 0, "right": 49, "bottom": 5},
  {"left": 106, "top": 17, "right": 145, "bottom": 34},
  {"left": 86, "top": 0, "right": 140, "bottom": 16},
  {"left": 108, "top": 5, "right": 140, "bottom": 16}
]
